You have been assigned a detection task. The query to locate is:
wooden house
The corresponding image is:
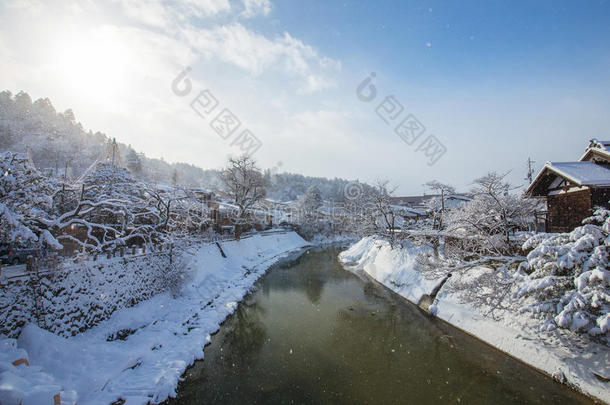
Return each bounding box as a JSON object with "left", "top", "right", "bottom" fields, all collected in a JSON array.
[{"left": 526, "top": 139, "right": 610, "bottom": 233}]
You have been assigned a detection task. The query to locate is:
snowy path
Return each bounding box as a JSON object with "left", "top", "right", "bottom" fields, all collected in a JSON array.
[{"left": 2, "top": 232, "right": 309, "bottom": 405}]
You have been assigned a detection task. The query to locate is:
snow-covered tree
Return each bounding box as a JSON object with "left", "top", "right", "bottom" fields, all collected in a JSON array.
[
  {"left": 516, "top": 208, "right": 610, "bottom": 339},
  {"left": 297, "top": 185, "right": 322, "bottom": 221},
  {"left": 41, "top": 163, "right": 167, "bottom": 252},
  {"left": 0, "top": 151, "right": 60, "bottom": 250},
  {"left": 125, "top": 148, "right": 142, "bottom": 174},
  {"left": 444, "top": 172, "right": 536, "bottom": 258},
  {"left": 424, "top": 180, "right": 455, "bottom": 229},
  {"left": 346, "top": 180, "right": 401, "bottom": 248},
  {"left": 220, "top": 155, "right": 266, "bottom": 238}
]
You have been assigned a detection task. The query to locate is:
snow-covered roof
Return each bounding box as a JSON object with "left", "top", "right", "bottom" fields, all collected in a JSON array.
[
  {"left": 527, "top": 161, "right": 610, "bottom": 196},
  {"left": 588, "top": 139, "right": 610, "bottom": 151},
  {"left": 217, "top": 202, "right": 239, "bottom": 211},
  {"left": 446, "top": 194, "right": 473, "bottom": 202},
  {"left": 392, "top": 205, "right": 428, "bottom": 217},
  {"left": 580, "top": 139, "right": 610, "bottom": 162},
  {"left": 546, "top": 162, "right": 610, "bottom": 186}
]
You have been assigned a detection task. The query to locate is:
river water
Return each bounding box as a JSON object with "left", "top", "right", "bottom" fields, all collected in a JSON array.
[{"left": 170, "top": 248, "right": 592, "bottom": 404}]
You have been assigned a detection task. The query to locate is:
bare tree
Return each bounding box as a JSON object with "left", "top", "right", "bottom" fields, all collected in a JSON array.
[{"left": 219, "top": 155, "right": 266, "bottom": 239}]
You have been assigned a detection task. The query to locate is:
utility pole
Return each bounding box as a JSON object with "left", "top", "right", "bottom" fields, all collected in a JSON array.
[
  {"left": 525, "top": 157, "right": 541, "bottom": 233},
  {"left": 526, "top": 157, "right": 535, "bottom": 184},
  {"left": 439, "top": 187, "right": 445, "bottom": 230},
  {"left": 112, "top": 138, "right": 117, "bottom": 166}
]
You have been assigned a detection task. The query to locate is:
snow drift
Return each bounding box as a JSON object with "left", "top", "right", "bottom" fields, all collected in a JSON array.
[{"left": 339, "top": 237, "right": 442, "bottom": 303}]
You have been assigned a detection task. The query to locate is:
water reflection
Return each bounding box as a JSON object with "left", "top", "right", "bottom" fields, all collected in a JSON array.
[
  {"left": 216, "top": 302, "right": 267, "bottom": 372},
  {"left": 171, "top": 249, "right": 592, "bottom": 405}
]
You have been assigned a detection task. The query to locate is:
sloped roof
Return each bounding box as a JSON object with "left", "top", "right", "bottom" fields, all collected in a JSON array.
[
  {"left": 389, "top": 196, "right": 435, "bottom": 206},
  {"left": 527, "top": 161, "right": 610, "bottom": 196},
  {"left": 580, "top": 140, "right": 610, "bottom": 162},
  {"left": 393, "top": 206, "right": 428, "bottom": 217},
  {"left": 588, "top": 139, "right": 610, "bottom": 151},
  {"left": 390, "top": 194, "right": 472, "bottom": 207},
  {"left": 446, "top": 194, "right": 473, "bottom": 202},
  {"left": 548, "top": 162, "right": 610, "bottom": 185}
]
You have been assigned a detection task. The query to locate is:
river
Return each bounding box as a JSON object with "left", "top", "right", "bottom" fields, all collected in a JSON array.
[{"left": 169, "top": 248, "right": 592, "bottom": 404}]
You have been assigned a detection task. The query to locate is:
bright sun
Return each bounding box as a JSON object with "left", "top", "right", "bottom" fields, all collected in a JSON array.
[{"left": 55, "top": 27, "right": 132, "bottom": 100}]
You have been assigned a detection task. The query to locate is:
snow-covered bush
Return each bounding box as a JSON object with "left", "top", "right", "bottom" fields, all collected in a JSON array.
[{"left": 516, "top": 208, "right": 609, "bottom": 338}]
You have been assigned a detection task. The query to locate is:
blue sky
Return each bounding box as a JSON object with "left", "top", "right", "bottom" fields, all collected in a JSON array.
[
  {"left": 268, "top": 1, "right": 610, "bottom": 80},
  {"left": 1, "top": 0, "right": 609, "bottom": 194}
]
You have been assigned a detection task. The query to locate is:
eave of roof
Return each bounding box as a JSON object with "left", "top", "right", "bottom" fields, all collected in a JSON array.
[
  {"left": 526, "top": 161, "right": 610, "bottom": 196},
  {"left": 580, "top": 147, "right": 610, "bottom": 162}
]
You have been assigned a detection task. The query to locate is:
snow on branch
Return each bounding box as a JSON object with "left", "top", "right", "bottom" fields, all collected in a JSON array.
[{"left": 517, "top": 207, "right": 610, "bottom": 338}]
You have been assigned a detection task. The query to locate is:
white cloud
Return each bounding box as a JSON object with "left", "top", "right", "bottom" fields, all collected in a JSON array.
[
  {"left": 108, "top": 0, "right": 232, "bottom": 27},
  {"left": 4, "top": 0, "right": 44, "bottom": 13},
  {"left": 240, "top": 0, "right": 271, "bottom": 18},
  {"left": 176, "top": 0, "right": 231, "bottom": 18},
  {"left": 184, "top": 24, "right": 340, "bottom": 91},
  {"left": 299, "top": 74, "right": 336, "bottom": 94}
]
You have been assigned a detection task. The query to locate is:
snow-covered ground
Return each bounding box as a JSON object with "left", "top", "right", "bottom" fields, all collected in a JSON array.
[
  {"left": 0, "top": 232, "right": 309, "bottom": 405},
  {"left": 339, "top": 237, "right": 610, "bottom": 404}
]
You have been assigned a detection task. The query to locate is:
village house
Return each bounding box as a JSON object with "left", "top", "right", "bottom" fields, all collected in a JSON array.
[
  {"left": 390, "top": 194, "right": 473, "bottom": 212},
  {"left": 526, "top": 139, "right": 610, "bottom": 233}
]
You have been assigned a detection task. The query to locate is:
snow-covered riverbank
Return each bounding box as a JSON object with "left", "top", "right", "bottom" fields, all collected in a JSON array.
[
  {"left": 339, "top": 237, "right": 610, "bottom": 404},
  {"left": 0, "top": 232, "right": 309, "bottom": 405}
]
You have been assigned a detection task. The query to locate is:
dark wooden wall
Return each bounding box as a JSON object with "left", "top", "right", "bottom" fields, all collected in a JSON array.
[
  {"left": 591, "top": 188, "right": 610, "bottom": 210},
  {"left": 547, "top": 189, "right": 591, "bottom": 233}
]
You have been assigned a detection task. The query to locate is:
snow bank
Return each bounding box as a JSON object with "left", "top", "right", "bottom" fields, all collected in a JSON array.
[
  {"left": 0, "top": 336, "right": 77, "bottom": 405},
  {"left": 434, "top": 268, "right": 610, "bottom": 404},
  {"left": 340, "top": 237, "right": 610, "bottom": 404},
  {"left": 339, "top": 237, "right": 442, "bottom": 303},
  {"left": 4, "top": 232, "right": 308, "bottom": 405}
]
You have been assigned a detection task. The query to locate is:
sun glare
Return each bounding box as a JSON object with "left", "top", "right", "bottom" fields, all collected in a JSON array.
[{"left": 55, "top": 27, "right": 132, "bottom": 100}]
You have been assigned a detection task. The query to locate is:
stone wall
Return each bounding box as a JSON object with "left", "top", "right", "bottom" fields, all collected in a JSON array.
[{"left": 0, "top": 251, "right": 181, "bottom": 338}]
